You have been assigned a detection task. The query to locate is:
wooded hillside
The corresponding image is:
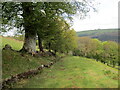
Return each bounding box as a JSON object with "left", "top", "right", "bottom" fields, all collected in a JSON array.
[{"left": 77, "top": 29, "right": 119, "bottom": 43}]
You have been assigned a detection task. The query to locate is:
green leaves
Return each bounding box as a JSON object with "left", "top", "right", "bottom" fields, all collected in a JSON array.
[
  {"left": 1, "top": 1, "right": 96, "bottom": 53},
  {"left": 76, "top": 37, "right": 119, "bottom": 67},
  {"left": 1, "top": 1, "right": 94, "bottom": 35}
]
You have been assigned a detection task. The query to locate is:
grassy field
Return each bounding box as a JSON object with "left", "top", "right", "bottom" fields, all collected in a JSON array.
[
  {"left": 13, "top": 56, "right": 119, "bottom": 88},
  {"left": 1, "top": 36, "right": 119, "bottom": 88},
  {"left": 0, "top": 36, "right": 23, "bottom": 50}
]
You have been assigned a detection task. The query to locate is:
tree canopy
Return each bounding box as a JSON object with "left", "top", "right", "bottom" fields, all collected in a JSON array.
[
  {"left": 73, "top": 37, "right": 119, "bottom": 67},
  {"left": 1, "top": 1, "right": 96, "bottom": 53}
]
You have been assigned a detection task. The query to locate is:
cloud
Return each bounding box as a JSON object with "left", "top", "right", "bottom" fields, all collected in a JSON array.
[{"left": 72, "top": 0, "right": 119, "bottom": 31}]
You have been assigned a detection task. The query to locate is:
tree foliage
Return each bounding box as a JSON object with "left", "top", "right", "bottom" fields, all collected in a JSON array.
[
  {"left": 74, "top": 37, "right": 119, "bottom": 67},
  {"left": 1, "top": 1, "right": 96, "bottom": 53}
]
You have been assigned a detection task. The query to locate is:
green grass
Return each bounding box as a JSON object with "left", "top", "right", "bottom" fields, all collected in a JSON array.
[
  {"left": 1, "top": 36, "right": 57, "bottom": 80},
  {"left": 1, "top": 36, "right": 119, "bottom": 88},
  {"left": 2, "top": 49, "right": 54, "bottom": 79},
  {"left": 13, "top": 56, "right": 119, "bottom": 88},
  {"left": 1, "top": 36, "right": 23, "bottom": 50}
]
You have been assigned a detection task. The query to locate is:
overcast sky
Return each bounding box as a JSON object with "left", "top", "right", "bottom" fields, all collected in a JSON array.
[{"left": 72, "top": 0, "right": 119, "bottom": 31}]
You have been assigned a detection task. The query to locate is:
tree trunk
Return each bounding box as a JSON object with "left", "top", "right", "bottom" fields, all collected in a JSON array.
[
  {"left": 113, "top": 61, "right": 115, "bottom": 68},
  {"left": 48, "top": 42, "right": 51, "bottom": 52},
  {"left": 118, "top": 62, "right": 120, "bottom": 66},
  {"left": 21, "top": 30, "right": 36, "bottom": 53},
  {"left": 38, "top": 34, "right": 44, "bottom": 52},
  {"left": 54, "top": 50, "right": 57, "bottom": 54},
  {"left": 20, "top": 3, "right": 37, "bottom": 53}
]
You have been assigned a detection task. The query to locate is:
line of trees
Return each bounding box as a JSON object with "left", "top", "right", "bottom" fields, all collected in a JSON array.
[
  {"left": 1, "top": 1, "right": 95, "bottom": 54},
  {"left": 73, "top": 37, "right": 119, "bottom": 67}
]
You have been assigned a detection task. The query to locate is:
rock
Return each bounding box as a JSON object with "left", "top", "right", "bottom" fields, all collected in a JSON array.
[
  {"left": 41, "top": 65, "right": 44, "bottom": 68},
  {"left": 50, "top": 62, "right": 54, "bottom": 66},
  {"left": 37, "top": 66, "right": 42, "bottom": 70},
  {"left": 3, "top": 44, "right": 12, "bottom": 50},
  {"left": 44, "top": 64, "right": 50, "bottom": 68}
]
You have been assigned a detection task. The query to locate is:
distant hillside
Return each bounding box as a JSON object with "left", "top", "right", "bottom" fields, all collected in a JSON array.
[{"left": 76, "top": 29, "right": 119, "bottom": 43}]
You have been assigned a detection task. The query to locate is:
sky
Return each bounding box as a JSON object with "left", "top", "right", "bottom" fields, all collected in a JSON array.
[{"left": 72, "top": 0, "right": 119, "bottom": 31}]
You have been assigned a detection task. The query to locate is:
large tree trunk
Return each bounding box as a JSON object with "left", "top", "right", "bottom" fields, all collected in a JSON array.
[
  {"left": 38, "top": 33, "right": 44, "bottom": 52},
  {"left": 21, "top": 30, "right": 36, "bottom": 53},
  {"left": 20, "top": 3, "right": 36, "bottom": 53}
]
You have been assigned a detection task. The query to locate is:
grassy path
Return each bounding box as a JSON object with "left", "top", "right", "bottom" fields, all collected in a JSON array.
[{"left": 13, "top": 56, "right": 118, "bottom": 88}]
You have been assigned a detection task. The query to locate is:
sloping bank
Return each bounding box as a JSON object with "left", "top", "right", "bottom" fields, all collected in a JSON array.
[
  {"left": 2, "top": 58, "right": 59, "bottom": 89},
  {"left": 13, "top": 56, "right": 118, "bottom": 88}
]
